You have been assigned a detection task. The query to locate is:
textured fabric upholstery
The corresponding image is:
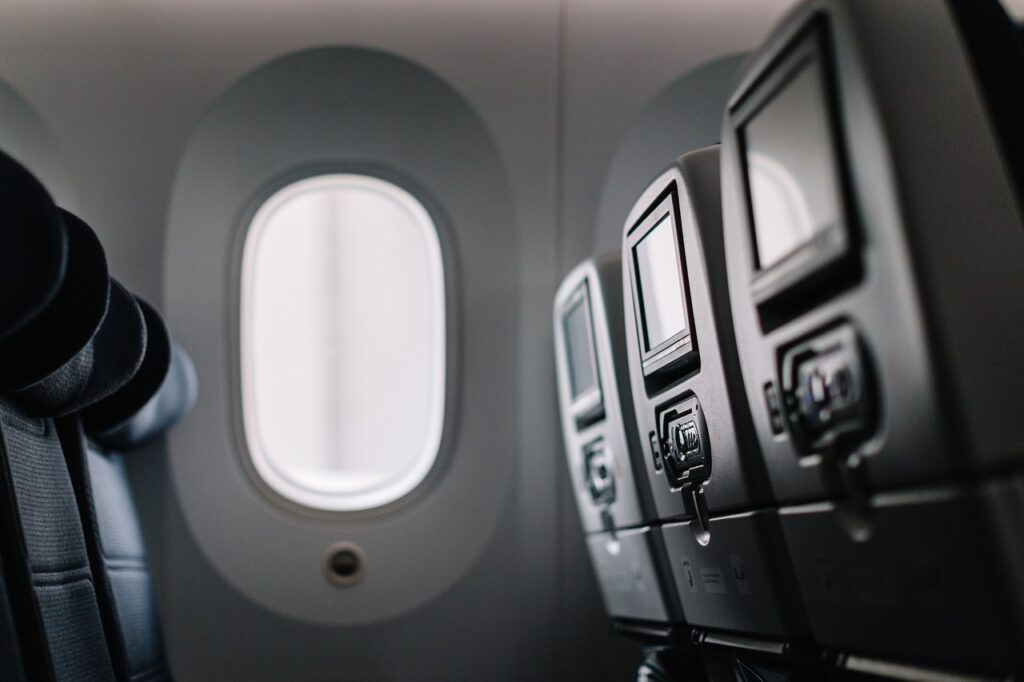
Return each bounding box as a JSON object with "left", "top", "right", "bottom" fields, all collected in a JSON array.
[
  {"left": 65, "top": 436, "right": 170, "bottom": 682},
  {"left": 63, "top": 293, "right": 183, "bottom": 682},
  {"left": 0, "top": 207, "right": 129, "bottom": 682},
  {"left": 83, "top": 299, "right": 172, "bottom": 438},
  {"left": 60, "top": 417, "right": 170, "bottom": 682},
  {"left": 0, "top": 398, "right": 116, "bottom": 682},
  {"left": 14, "top": 280, "right": 146, "bottom": 419},
  {"left": 89, "top": 343, "right": 197, "bottom": 452},
  {"left": 0, "top": 539, "right": 28, "bottom": 682},
  {"left": 0, "top": 210, "right": 108, "bottom": 393},
  {"left": 0, "top": 198, "right": 181, "bottom": 681}
]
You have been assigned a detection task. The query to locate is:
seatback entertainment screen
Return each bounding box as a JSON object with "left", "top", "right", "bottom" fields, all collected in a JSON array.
[
  {"left": 563, "top": 290, "right": 598, "bottom": 400},
  {"left": 741, "top": 57, "right": 843, "bottom": 270},
  {"left": 633, "top": 212, "right": 688, "bottom": 353}
]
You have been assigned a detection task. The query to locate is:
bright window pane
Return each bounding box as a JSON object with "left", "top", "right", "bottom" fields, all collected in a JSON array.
[{"left": 240, "top": 174, "right": 446, "bottom": 511}]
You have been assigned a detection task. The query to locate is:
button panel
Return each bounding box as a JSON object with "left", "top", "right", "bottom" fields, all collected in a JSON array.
[
  {"left": 649, "top": 430, "right": 663, "bottom": 472},
  {"left": 656, "top": 394, "right": 711, "bottom": 491},
  {"left": 779, "top": 323, "right": 874, "bottom": 454},
  {"left": 763, "top": 382, "right": 785, "bottom": 435},
  {"left": 583, "top": 439, "right": 616, "bottom": 505}
]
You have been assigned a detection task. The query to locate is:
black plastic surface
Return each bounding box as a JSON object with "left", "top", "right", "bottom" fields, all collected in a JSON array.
[
  {"left": 720, "top": 1, "right": 1024, "bottom": 673},
  {"left": 661, "top": 510, "right": 806, "bottom": 639},
  {"left": 779, "top": 481, "right": 1024, "bottom": 675},
  {"left": 585, "top": 527, "right": 682, "bottom": 625}
]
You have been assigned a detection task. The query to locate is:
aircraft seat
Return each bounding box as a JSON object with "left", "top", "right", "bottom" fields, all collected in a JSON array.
[
  {"left": 0, "top": 200, "right": 141, "bottom": 681},
  {"left": 67, "top": 297, "right": 197, "bottom": 682},
  {"left": 0, "top": 173, "right": 195, "bottom": 681}
]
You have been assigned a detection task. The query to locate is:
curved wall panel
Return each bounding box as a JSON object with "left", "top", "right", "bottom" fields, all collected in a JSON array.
[
  {"left": 164, "top": 47, "right": 517, "bottom": 626},
  {"left": 0, "top": 79, "right": 75, "bottom": 209},
  {"left": 591, "top": 55, "right": 745, "bottom": 255}
]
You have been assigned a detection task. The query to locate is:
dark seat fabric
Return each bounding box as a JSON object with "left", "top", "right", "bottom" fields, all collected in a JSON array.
[
  {"left": 87, "top": 448, "right": 165, "bottom": 682},
  {"left": 0, "top": 557, "right": 28, "bottom": 682},
  {"left": 0, "top": 185, "right": 190, "bottom": 682},
  {"left": 0, "top": 398, "right": 116, "bottom": 682},
  {"left": 59, "top": 424, "right": 169, "bottom": 682},
  {"left": 0, "top": 205, "right": 146, "bottom": 682},
  {"left": 61, "top": 298, "right": 196, "bottom": 682},
  {"left": 87, "top": 342, "right": 197, "bottom": 453},
  {"left": 0, "top": 210, "right": 109, "bottom": 397}
]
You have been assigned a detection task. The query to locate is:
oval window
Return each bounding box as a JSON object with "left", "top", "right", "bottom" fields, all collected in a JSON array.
[{"left": 239, "top": 174, "right": 446, "bottom": 512}]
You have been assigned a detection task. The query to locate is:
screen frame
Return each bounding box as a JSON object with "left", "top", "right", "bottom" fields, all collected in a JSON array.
[
  {"left": 731, "top": 19, "right": 855, "bottom": 306},
  {"left": 626, "top": 182, "right": 697, "bottom": 378},
  {"left": 559, "top": 280, "right": 604, "bottom": 424}
]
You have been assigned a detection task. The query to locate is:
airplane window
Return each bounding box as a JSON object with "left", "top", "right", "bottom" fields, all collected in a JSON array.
[{"left": 239, "top": 173, "right": 446, "bottom": 512}]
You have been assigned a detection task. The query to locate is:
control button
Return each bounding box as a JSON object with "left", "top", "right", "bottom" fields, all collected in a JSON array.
[
  {"left": 656, "top": 395, "right": 710, "bottom": 491},
  {"left": 809, "top": 368, "right": 827, "bottom": 405},
  {"left": 763, "top": 382, "right": 785, "bottom": 435},
  {"left": 797, "top": 362, "right": 835, "bottom": 429},
  {"left": 826, "top": 365, "right": 854, "bottom": 407},
  {"left": 682, "top": 422, "right": 700, "bottom": 454},
  {"left": 649, "top": 431, "right": 663, "bottom": 471},
  {"left": 584, "top": 441, "right": 615, "bottom": 505},
  {"left": 667, "top": 435, "right": 684, "bottom": 466},
  {"left": 671, "top": 419, "right": 688, "bottom": 456},
  {"left": 669, "top": 422, "right": 699, "bottom": 462},
  {"left": 779, "top": 324, "right": 874, "bottom": 453}
]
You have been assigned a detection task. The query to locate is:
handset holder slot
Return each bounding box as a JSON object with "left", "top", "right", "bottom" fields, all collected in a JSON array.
[
  {"left": 656, "top": 394, "right": 711, "bottom": 492},
  {"left": 778, "top": 322, "right": 875, "bottom": 458}
]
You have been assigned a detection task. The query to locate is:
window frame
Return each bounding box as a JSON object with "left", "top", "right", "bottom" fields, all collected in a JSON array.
[{"left": 231, "top": 166, "right": 457, "bottom": 518}]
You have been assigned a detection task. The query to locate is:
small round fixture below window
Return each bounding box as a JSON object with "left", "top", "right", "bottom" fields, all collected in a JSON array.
[
  {"left": 324, "top": 542, "right": 366, "bottom": 587},
  {"left": 239, "top": 174, "right": 447, "bottom": 512}
]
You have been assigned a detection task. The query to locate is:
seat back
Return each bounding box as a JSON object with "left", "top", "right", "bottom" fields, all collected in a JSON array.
[
  {"left": 0, "top": 197, "right": 146, "bottom": 682},
  {"left": 66, "top": 301, "right": 197, "bottom": 682},
  {"left": 0, "top": 399, "right": 115, "bottom": 682}
]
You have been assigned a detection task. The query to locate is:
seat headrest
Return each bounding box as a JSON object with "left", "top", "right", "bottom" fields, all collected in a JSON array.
[
  {"left": 0, "top": 207, "right": 150, "bottom": 418},
  {"left": 0, "top": 209, "right": 109, "bottom": 391},
  {"left": 0, "top": 149, "right": 67, "bottom": 340},
  {"left": 89, "top": 342, "right": 198, "bottom": 450},
  {"left": 12, "top": 278, "right": 147, "bottom": 418},
  {"left": 82, "top": 297, "right": 172, "bottom": 434}
]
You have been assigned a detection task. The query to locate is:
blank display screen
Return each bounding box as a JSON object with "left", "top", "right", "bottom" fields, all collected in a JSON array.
[
  {"left": 563, "top": 296, "right": 597, "bottom": 400},
  {"left": 633, "top": 214, "right": 687, "bottom": 352},
  {"left": 742, "top": 58, "right": 842, "bottom": 270}
]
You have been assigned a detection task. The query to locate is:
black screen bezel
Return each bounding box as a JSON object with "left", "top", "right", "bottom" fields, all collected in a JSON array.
[
  {"left": 732, "top": 19, "right": 855, "bottom": 306},
  {"left": 626, "top": 182, "right": 697, "bottom": 379}
]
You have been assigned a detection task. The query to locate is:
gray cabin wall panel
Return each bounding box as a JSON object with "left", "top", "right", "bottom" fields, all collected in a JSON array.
[
  {"left": 560, "top": 0, "right": 797, "bottom": 274},
  {"left": 591, "top": 55, "right": 747, "bottom": 257},
  {"left": 0, "top": 0, "right": 561, "bottom": 305}
]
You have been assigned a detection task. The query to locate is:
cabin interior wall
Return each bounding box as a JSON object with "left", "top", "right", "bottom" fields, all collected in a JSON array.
[{"left": 0, "top": 1, "right": 792, "bottom": 679}]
